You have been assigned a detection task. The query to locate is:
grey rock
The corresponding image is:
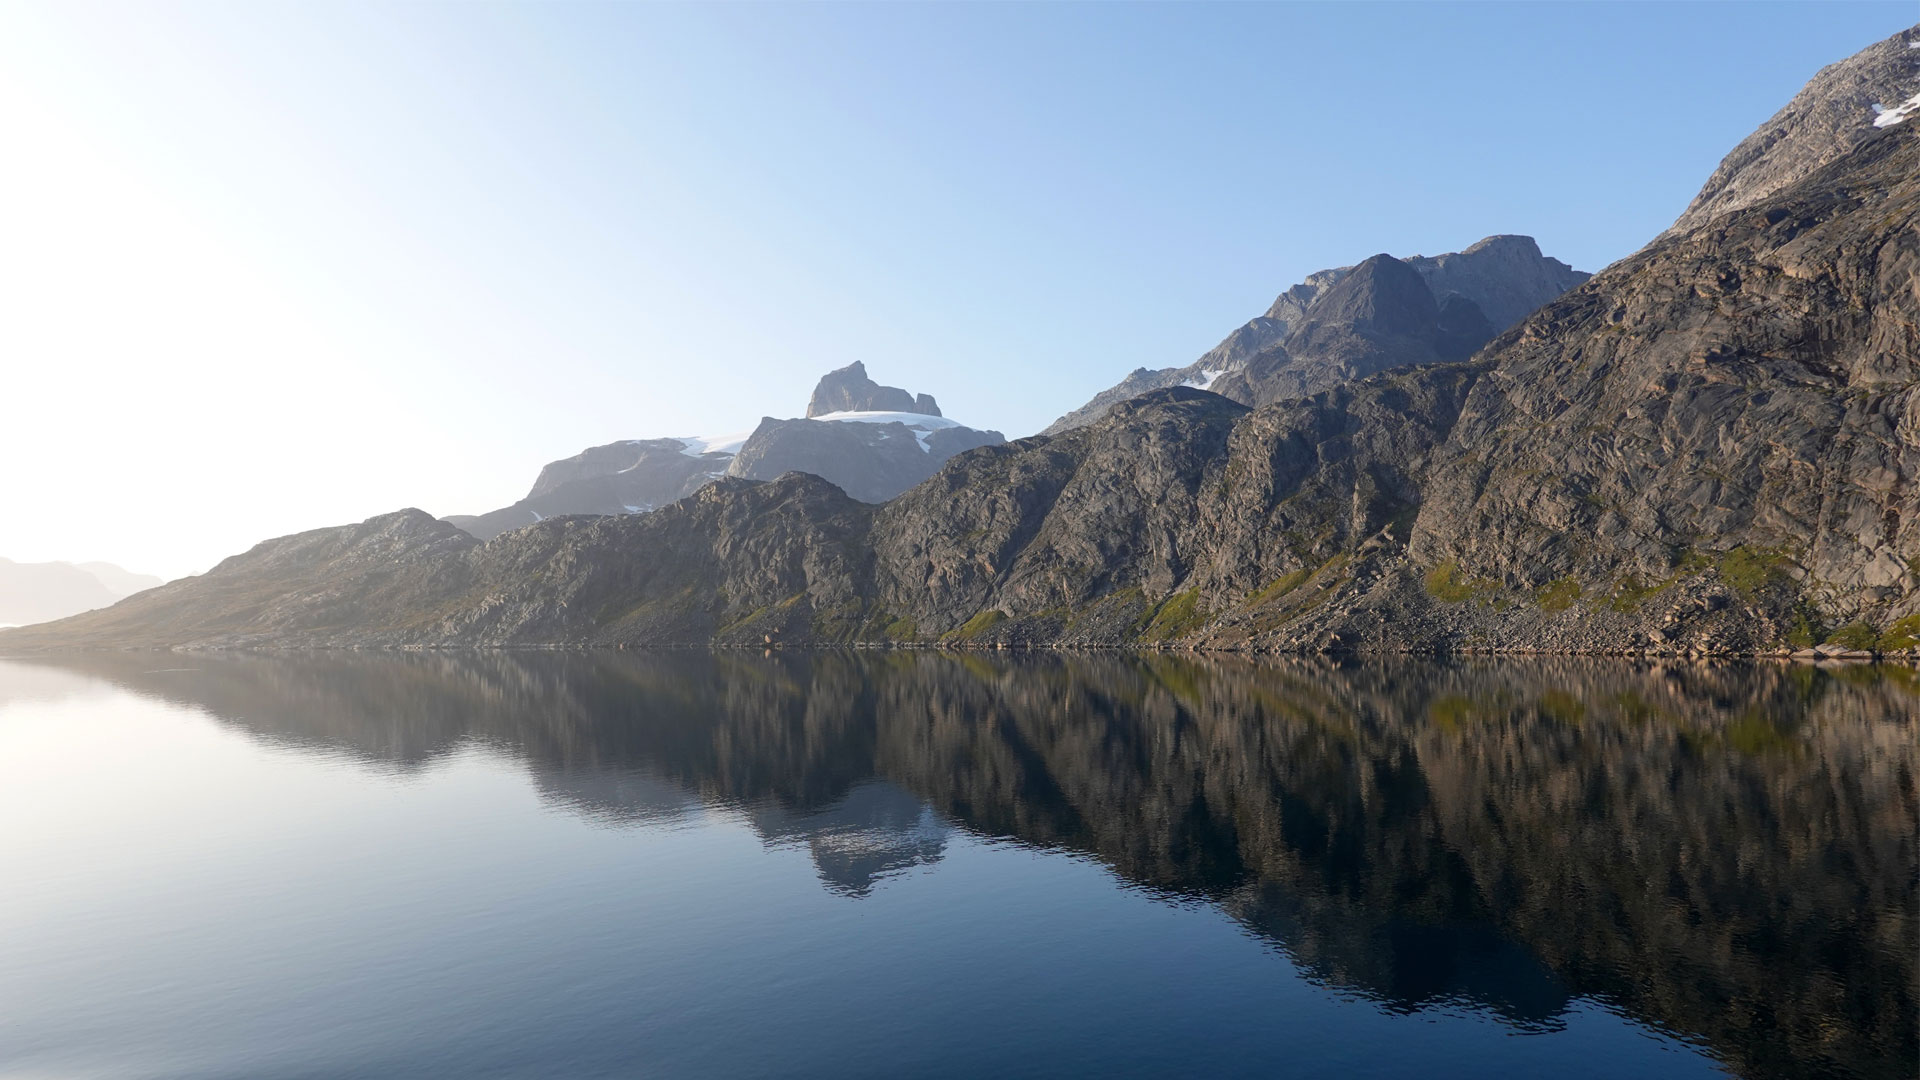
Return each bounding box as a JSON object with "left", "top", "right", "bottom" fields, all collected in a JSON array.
[
  {"left": 725, "top": 416, "right": 1005, "bottom": 503},
  {"left": 1043, "top": 236, "right": 1587, "bottom": 434},
  {"left": 449, "top": 366, "right": 993, "bottom": 541},
  {"left": 1211, "top": 254, "right": 1495, "bottom": 407},
  {"left": 448, "top": 439, "right": 727, "bottom": 541},
  {"left": 806, "top": 361, "right": 941, "bottom": 417},
  {"left": 1666, "top": 24, "right": 1919, "bottom": 237}
]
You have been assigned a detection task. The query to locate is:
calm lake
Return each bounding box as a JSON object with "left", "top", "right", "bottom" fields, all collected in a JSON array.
[{"left": 0, "top": 651, "right": 1912, "bottom": 1079}]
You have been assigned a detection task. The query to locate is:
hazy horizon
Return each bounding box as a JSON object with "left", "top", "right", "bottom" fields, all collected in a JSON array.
[{"left": 3, "top": 1, "right": 1911, "bottom": 579}]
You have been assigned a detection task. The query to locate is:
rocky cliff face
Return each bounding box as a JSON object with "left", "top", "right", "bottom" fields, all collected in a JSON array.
[
  {"left": 1044, "top": 235, "right": 1586, "bottom": 434},
  {"left": 1666, "top": 24, "right": 1918, "bottom": 237},
  {"left": 806, "top": 361, "right": 941, "bottom": 417}
]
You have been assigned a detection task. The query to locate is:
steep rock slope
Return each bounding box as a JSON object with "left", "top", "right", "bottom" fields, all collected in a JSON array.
[
  {"left": 1667, "top": 24, "right": 1918, "bottom": 237},
  {"left": 1043, "top": 235, "right": 1586, "bottom": 434}
]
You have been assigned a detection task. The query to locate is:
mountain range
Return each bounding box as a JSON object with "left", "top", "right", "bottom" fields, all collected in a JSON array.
[
  {"left": 3, "top": 26, "right": 1914, "bottom": 656},
  {"left": 445, "top": 361, "right": 1004, "bottom": 540},
  {"left": 0, "top": 559, "right": 163, "bottom": 627}
]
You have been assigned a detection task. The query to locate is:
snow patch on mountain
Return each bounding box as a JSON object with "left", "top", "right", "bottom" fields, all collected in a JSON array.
[
  {"left": 672, "top": 431, "right": 754, "bottom": 459},
  {"left": 1872, "top": 91, "right": 1920, "bottom": 128},
  {"left": 813, "top": 410, "right": 962, "bottom": 452}
]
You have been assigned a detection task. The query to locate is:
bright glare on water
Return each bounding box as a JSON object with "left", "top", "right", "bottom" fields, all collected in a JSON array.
[{"left": 0, "top": 652, "right": 1911, "bottom": 1079}]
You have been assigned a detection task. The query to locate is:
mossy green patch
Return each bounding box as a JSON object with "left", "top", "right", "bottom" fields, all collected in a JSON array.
[
  {"left": 1246, "top": 568, "right": 1312, "bottom": 607},
  {"left": 1827, "top": 621, "right": 1879, "bottom": 650},
  {"left": 1424, "top": 560, "right": 1499, "bottom": 604},
  {"left": 1786, "top": 608, "right": 1827, "bottom": 649},
  {"left": 1142, "top": 589, "right": 1208, "bottom": 641},
  {"left": 1717, "top": 545, "right": 1794, "bottom": 601},
  {"left": 1533, "top": 577, "right": 1583, "bottom": 613},
  {"left": 942, "top": 609, "right": 1007, "bottom": 643},
  {"left": 1606, "top": 574, "right": 1668, "bottom": 613},
  {"left": 1878, "top": 614, "right": 1920, "bottom": 652}
]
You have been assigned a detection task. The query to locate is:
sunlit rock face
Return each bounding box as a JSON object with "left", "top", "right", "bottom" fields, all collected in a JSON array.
[{"left": 1664, "top": 24, "right": 1920, "bottom": 237}]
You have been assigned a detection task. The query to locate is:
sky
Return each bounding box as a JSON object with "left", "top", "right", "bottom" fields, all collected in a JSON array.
[{"left": 1, "top": 1, "right": 1912, "bottom": 580}]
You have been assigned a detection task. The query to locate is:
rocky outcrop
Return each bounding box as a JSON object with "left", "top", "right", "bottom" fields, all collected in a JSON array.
[
  {"left": 1666, "top": 24, "right": 1918, "bottom": 237},
  {"left": 1043, "top": 235, "right": 1586, "bottom": 434},
  {"left": 805, "top": 361, "right": 941, "bottom": 417}
]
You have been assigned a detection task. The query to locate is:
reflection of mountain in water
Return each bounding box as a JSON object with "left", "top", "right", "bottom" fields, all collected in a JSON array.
[
  {"left": 745, "top": 781, "right": 947, "bottom": 897},
  {"left": 12, "top": 650, "right": 1913, "bottom": 1080}
]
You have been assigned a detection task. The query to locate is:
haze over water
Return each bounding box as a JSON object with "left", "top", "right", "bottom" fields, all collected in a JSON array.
[{"left": 0, "top": 652, "right": 1912, "bottom": 1079}]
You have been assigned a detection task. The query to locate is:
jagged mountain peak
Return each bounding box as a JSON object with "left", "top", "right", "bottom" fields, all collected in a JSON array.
[
  {"left": 1043, "top": 234, "right": 1587, "bottom": 435},
  {"left": 806, "top": 361, "right": 941, "bottom": 418}
]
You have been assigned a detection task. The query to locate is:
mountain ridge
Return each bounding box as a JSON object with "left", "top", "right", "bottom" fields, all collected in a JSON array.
[
  {"left": 4, "top": 32, "right": 1914, "bottom": 657},
  {"left": 1041, "top": 234, "right": 1588, "bottom": 434}
]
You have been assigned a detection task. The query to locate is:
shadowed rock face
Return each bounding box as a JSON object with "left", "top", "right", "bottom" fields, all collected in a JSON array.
[
  {"left": 1211, "top": 254, "right": 1496, "bottom": 407},
  {"left": 13, "top": 650, "right": 1912, "bottom": 1080},
  {"left": 806, "top": 361, "right": 941, "bottom": 418},
  {"left": 1044, "top": 235, "right": 1587, "bottom": 435},
  {"left": 1666, "top": 23, "right": 1919, "bottom": 238}
]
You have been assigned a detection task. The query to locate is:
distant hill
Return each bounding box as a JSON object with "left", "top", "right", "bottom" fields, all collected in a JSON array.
[{"left": 0, "top": 559, "right": 164, "bottom": 627}]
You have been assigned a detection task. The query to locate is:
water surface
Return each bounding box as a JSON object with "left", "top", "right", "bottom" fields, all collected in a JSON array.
[{"left": 0, "top": 651, "right": 1912, "bottom": 1079}]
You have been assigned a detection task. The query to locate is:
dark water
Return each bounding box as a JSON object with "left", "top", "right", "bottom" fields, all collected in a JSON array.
[{"left": 0, "top": 652, "right": 1912, "bottom": 1080}]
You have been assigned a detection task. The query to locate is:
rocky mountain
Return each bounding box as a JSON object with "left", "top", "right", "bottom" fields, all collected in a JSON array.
[
  {"left": 0, "top": 558, "right": 163, "bottom": 627},
  {"left": 1043, "top": 235, "right": 1588, "bottom": 433},
  {"left": 446, "top": 438, "right": 731, "bottom": 541},
  {"left": 1208, "top": 254, "right": 1493, "bottom": 407},
  {"left": 806, "top": 361, "right": 941, "bottom": 417},
  {"left": 446, "top": 366, "right": 1002, "bottom": 540},
  {"left": 1665, "top": 23, "right": 1918, "bottom": 237},
  {"left": 5, "top": 34, "right": 1914, "bottom": 657},
  {"left": 726, "top": 413, "right": 1002, "bottom": 503}
]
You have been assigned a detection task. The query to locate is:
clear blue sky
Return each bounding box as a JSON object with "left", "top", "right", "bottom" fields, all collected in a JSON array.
[{"left": 2, "top": 1, "right": 1912, "bottom": 577}]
